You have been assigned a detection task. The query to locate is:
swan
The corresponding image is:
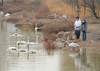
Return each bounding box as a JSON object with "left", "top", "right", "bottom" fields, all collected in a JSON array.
[
  {"left": 5, "top": 13, "right": 10, "bottom": 19},
  {"left": 8, "top": 41, "right": 16, "bottom": 50},
  {"left": 17, "top": 41, "right": 27, "bottom": 44},
  {"left": 17, "top": 49, "right": 27, "bottom": 52},
  {"left": 27, "top": 44, "right": 36, "bottom": 54},
  {"left": 17, "top": 43, "right": 27, "bottom": 52},
  {"left": 9, "top": 29, "right": 18, "bottom": 37},
  {"left": 28, "top": 36, "right": 39, "bottom": 45},
  {"left": 28, "top": 50, "right": 36, "bottom": 54},
  {"left": 68, "top": 42, "right": 79, "bottom": 47},
  {"left": 15, "top": 29, "right": 18, "bottom": 36},
  {"left": 9, "top": 29, "right": 25, "bottom": 37},
  {"left": 7, "top": 41, "right": 17, "bottom": 55},
  {"left": 35, "top": 24, "right": 38, "bottom": 32},
  {"left": 17, "top": 36, "right": 30, "bottom": 44}
]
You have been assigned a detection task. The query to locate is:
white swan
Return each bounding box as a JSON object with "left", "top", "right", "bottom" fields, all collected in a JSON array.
[
  {"left": 28, "top": 36, "right": 39, "bottom": 45},
  {"left": 9, "top": 29, "right": 25, "bottom": 37},
  {"left": 17, "top": 43, "right": 27, "bottom": 52},
  {"left": 69, "top": 42, "right": 79, "bottom": 47},
  {"left": 5, "top": 13, "right": 10, "bottom": 19},
  {"left": 9, "top": 29, "right": 18, "bottom": 37},
  {"left": 35, "top": 24, "right": 38, "bottom": 32},
  {"left": 35, "top": 27, "right": 38, "bottom": 32},
  {"left": 27, "top": 44, "right": 36, "bottom": 54},
  {"left": 15, "top": 29, "right": 18, "bottom": 37},
  {"left": 28, "top": 50, "right": 36, "bottom": 54},
  {"left": 17, "top": 36, "right": 30, "bottom": 44},
  {"left": 8, "top": 41, "right": 16, "bottom": 50},
  {"left": 17, "top": 41, "right": 27, "bottom": 44},
  {"left": 17, "top": 49, "right": 27, "bottom": 52}
]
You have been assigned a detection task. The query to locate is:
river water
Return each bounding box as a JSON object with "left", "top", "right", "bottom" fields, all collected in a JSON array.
[{"left": 0, "top": 22, "right": 100, "bottom": 71}]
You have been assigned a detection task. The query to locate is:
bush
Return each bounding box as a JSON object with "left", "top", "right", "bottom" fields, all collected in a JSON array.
[
  {"left": 43, "top": 33, "right": 57, "bottom": 49},
  {"left": 43, "top": 21, "right": 74, "bottom": 34}
]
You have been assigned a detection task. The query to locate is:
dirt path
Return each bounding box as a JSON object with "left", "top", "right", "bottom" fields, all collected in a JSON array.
[{"left": 78, "top": 23, "right": 100, "bottom": 48}]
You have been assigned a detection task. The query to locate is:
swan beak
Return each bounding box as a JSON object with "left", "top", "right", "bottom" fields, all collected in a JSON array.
[{"left": 38, "top": 36, "right": 40, "bottom": 38}]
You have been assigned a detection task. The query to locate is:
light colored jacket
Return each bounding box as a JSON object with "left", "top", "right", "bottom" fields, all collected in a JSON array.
[{"left": 74, "top": 19, "right": 81, "bottom": 31}]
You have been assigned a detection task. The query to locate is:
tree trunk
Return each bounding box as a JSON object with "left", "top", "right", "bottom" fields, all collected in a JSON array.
[{"left": 93, "top": 11, "right": 99, "bottom": 19}]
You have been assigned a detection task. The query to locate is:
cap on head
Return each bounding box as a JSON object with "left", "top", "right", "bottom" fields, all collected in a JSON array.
[
  {"left": 83, "top": 19, "right": 86, "bottom": 21},
  {"left": 76, "top": 17, "right": 79, "bottom": 19}
]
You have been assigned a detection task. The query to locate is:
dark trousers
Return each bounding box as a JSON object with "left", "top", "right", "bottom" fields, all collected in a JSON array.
[
  {"left": 75, "top": 30, "right": 80, "bottom": 39},
  {"left": 82, "top": 31, "right": 87, "bottom": 40}
]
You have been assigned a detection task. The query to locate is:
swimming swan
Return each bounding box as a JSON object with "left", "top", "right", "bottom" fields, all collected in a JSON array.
[{"left": 8, "top": 41, "right": 16, "bottom": 50}]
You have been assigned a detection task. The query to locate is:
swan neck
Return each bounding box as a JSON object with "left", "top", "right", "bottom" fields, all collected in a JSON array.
[
  {"left": 9, "top": 41, "right": 10, "bottom": 47},
  {"left": 16, "top": 29, "right": 17, "bottom": 33},
  {"left": 36, "top": 37, "right": 38, "bottom": 44},
  {"left": 28, "top": 36, "right": 30, "bottom": 43}
]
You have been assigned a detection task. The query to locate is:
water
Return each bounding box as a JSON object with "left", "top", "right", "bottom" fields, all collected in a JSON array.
[{"left": 0, "top": 22, "right": 100, "bottom": 71}]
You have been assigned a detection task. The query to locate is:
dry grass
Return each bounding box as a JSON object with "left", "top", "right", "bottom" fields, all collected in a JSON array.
[
  {"left": 43, "top": 21, "right": 74, "bottom": 34},
  {"left": 1, "top": 0, "right": 99, "bottom": 19},
  {"left": 0, "top": 0, "right": 34, "bottom": 14},
  {"left": 42, "top": 0, "right": 100, "bottom": 19},
  {"left": 15, "top": 22, "right": 35, "bottom": 28},
  {"left": 6, "top": 17, "right": 21, "bottom": 23},
  {"left": 34, "top": 6, "right": 50, "bottom": 19}
]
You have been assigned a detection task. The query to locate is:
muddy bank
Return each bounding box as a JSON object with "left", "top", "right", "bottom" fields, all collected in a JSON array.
[{"left": 43, "top": 21, "right": 100, "bottom": 52}]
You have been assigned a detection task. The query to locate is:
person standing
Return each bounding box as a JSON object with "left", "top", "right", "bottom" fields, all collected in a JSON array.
[
  {"left": 74, "top": 17, "right": 81, "bottom": 41},
  {"left": 81, "top": 19, "right": 87, "bottom": 41}
]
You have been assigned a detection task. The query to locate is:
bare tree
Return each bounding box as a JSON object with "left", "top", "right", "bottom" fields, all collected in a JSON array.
[
  {"left": 62, "top": 0, "right": 81, "bottom": 17},
  {"left": 83, "top": 0, "right": 99, "bottom": 19}
]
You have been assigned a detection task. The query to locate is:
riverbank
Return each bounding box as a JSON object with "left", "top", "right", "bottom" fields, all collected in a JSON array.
[
  {"left": 1, "top": 15, "right": 100, "bottom": 50},
  {"left": 0, "top": 0, "right": 100, "bottom": 51}
]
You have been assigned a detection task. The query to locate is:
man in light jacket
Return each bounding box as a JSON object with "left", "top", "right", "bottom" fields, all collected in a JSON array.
[{"left": 74, "top": 17, "right": 81, "bottom": 41}]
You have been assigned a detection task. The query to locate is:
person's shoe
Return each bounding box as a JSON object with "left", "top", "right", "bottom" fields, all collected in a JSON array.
[
  {"left": 77, "top": 39, "right": 80, "bottom": 41},
  {"left": 76, "top": 39, "right": 78, "bottom": 41}
]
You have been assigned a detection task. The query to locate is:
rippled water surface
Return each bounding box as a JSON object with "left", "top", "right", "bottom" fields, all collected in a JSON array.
[{"left": 0, "top": 22, "right": 100, "bottom": 71}]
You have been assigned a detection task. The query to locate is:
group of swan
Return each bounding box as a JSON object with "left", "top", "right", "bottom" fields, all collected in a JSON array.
[
  {"left": 8, "top": 35, "right": 39, "bottom": 53},
  {"left": 8, "top": 24, "right": 39, "bottom": 54},
  {"left": 8, "top": 38, "right": 39, "bottom": 55}
]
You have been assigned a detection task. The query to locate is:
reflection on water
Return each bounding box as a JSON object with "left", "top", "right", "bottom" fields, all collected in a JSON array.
[
  {"left": 0, "top": 22, "right": 100, "bottom": 71},
  {"left": 59, "top": 52, "right": 100, "bottom": 71}
]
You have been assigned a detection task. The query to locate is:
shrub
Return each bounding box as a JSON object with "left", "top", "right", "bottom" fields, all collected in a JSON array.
[{"left": 43, "top": 33, "right": 57, "bottom": 49}]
